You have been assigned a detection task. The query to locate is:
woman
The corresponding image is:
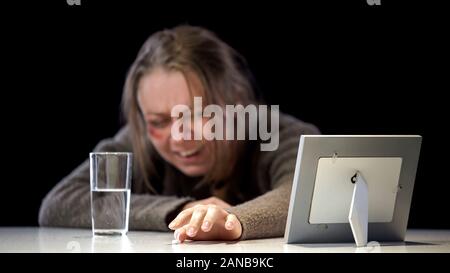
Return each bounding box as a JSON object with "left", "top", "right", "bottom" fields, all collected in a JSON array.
[{"left": 39, "top": 25, "right": 320, "bottom": 242}]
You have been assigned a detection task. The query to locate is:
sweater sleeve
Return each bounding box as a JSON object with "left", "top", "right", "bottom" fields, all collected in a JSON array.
[
  {"left": 227, "top": 116, "right": 320, "bottom": 240},
  {"left": 38, "top": 126, "right": 192, "bottom": 231}
]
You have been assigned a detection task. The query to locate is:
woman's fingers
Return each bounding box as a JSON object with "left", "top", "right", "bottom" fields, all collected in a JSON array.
[
  {"left": 171, "top": 204, "right": 243, "bottom": 242},
  {"left": 175, "top": 224, "right": 199, "bottom": 243},
  {"left": 225, "top": 214, "right": 242, "bottom": 240},
  {"left": 168, "top": 207, "right": 194, "bottom": 229},
  {"left": 174, "top": 226, "right": 189, "bottom": 243},
  {"left": 201, "top": 205, "right": 221, "bottom": 232},
  {"left": 186, "top": 206, "right": 207, "bottom": 237},
  {"left": 225, "top": 213, "right": 238, "bottom": 230}
]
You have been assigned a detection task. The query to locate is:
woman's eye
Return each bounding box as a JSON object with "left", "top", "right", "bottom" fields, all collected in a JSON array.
[{"left": 148, "top": 120, "right": 170, "bottom": 128}]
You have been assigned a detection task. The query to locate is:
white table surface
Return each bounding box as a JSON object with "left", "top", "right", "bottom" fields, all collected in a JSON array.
[{"left": 1, "top": 227, "right": 449, "bottom": 253}]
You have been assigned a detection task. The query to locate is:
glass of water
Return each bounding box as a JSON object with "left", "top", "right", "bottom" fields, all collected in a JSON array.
[{"left": 90, "top": 152, "right": 132, "bottom": 236}]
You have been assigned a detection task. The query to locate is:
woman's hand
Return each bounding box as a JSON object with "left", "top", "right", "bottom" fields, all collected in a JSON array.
[
  {"left": 182, "top": 197, "right": 231, "bottom": 210},
  {"left": 168, "top": 204, "right": 242, "bottom": 243}
]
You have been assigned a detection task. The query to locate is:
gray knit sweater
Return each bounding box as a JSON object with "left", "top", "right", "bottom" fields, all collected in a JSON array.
[{"left": 38, "top": 113, "right": 319, "bottom": 240}]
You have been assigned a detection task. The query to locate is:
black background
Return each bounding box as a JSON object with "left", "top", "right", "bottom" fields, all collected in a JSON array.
[{"left": 1, "top": 0, "right": 448, "bottom": 230}]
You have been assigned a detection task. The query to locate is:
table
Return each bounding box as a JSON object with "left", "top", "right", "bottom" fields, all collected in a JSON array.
[{"left": 1, "top": 227, "right": 449, "bottom": 253}]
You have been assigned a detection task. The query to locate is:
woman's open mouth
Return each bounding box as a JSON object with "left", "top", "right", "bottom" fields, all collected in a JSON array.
[{"left": 174, "top": 145, "right": 204, "bottom": 162}]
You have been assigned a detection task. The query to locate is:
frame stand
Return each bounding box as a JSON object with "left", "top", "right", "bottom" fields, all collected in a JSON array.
[{"left": 349, "top": 171, "right": 369, "bottom": 247}]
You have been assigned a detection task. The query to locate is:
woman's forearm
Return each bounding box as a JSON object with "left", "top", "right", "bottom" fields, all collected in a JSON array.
[{"left": 226, "top": 178, "right": 293, "bottom": 240}]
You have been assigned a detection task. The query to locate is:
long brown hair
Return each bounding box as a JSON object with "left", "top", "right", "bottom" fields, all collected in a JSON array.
[{"left": 122, "top": 25, "right": 259, "bottom": 193}]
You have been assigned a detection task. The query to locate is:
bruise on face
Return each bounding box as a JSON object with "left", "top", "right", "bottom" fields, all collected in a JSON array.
[{"left": 148, "top": 126, "right": 164, "bottom": 140}]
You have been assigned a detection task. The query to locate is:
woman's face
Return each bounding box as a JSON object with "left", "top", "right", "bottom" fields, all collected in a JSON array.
[{"left": 137, "top": 67, "right": 213, "bottom": 177}]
